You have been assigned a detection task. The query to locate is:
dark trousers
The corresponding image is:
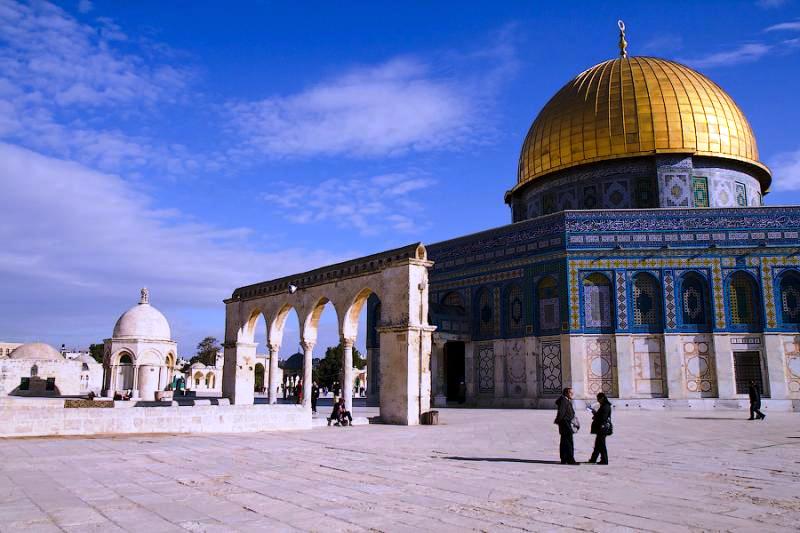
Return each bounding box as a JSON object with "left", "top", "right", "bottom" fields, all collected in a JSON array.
[
  {"left": 339, "top": 410, "right": 353, "bottom": 425},
  {"left": 749, "top": 401, "right": 765, "bottom": 419},
  {"left": 589, "top": 433, "right": 608, "bottom": 463},
  {"left": 311, "top": 397, "right": 318, "bottom": 412},
  {"left": 558, "top": 422, "right": 575, "bottom": 464}
]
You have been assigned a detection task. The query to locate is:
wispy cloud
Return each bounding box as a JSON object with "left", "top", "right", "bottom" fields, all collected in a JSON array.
[
  {"left": 642, "top": 34, "right": 684, "bottom": 54},
  {"left": 765, "top": 20, "right": 800, "bottom": 32},
  {"left": 262, "top": 172, "right": 436, "bottom": 235},
  {"left": 682, "top": 43, "right": 771, "bottom": 68},
  {"left": 757, "top": 0, "right": 790, "bottom": 8},
  {"left": 226, "top": 28, "right": 518, "bottom": 159},
  {"left": 0, "top": 142, "right": 344, "bottom": 345},
  {"left": 770, "top": 147, "right": 800, "bottom": 191},
  {"left": 77, "top": 0, "right": 92, "bottom": 13}
]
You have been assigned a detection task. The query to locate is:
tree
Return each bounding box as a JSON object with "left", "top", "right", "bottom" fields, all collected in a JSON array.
[
  {"left": 88, "top": 343, "right": 104, "bottom": 364},
  {"left": 314, "top": 343, "right": 366, "bottom": 389},
  {"left": 195, "top": 336, "right": 221, "bottom": 366}
]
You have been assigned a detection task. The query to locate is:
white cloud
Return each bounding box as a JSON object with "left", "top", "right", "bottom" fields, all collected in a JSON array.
[
  {"left": 770, "top": 147, "right": 800, "bottom": 191},
  {"left": 227, "top": 58, "right": 473, "bottom": 158},
  {"left": 0, "top": 143, "right": 345, "bottom": 347},
  {"left": 757, "top": 0, "right": 790, "bottom": 8},
  {"left": 77, "top": 0, "right": 92, "bottom": 13},
  {"left": 226, "top": 27, "right": 518, "bottom": 159},
  {"left": 263, "top": 172, "right": 436, "bottom": 235},
  {"left": 765, "top": 20, "right": 800, "bottom": 32},
  {"left": 682, "top": 43, "right": 771, "bottom": 68}
]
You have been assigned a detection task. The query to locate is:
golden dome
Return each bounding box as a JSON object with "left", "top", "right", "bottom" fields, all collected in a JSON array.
[{"left": 515, "top": 56, "right": 771, "bottom": 192}]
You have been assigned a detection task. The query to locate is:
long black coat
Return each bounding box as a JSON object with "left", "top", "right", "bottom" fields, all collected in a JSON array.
[
  {"left": 590, "top": 401, "right": 612, "bottom": 434},
  {"left": 554, "top": 395, "right": 575, "bottom": 425}
]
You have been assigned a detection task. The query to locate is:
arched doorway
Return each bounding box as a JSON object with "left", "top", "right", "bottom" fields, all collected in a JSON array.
[
  {"left": 254, "top": 363, "right": 265, "bottom": 393},
  {"left": 444, "top": 341, "right": 465, "bottom": 403}
]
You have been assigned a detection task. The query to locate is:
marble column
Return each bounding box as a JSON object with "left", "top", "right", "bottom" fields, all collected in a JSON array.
[
  {"left": 763, "top": 333, "right": 789, "bottom": 399},
  {"left": 301, "top": 340, "right": 314, "bottom": 410},
  {"left": 712, "top": 334, "right": 736, "bottom": 399},
  {"left": 342, "top": 337, "right": 354, "bottom": 412},
  {"left": 268, "top": 343, "right": 280, "bottom": 404}
]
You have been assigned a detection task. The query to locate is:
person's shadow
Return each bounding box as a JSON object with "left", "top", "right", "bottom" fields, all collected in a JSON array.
[{"left": 441, "top": 456, "right": 561, "bottom": 464}]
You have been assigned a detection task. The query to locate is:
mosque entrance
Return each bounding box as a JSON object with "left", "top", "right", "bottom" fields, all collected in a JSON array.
[{"left": 444, "top": 341, "right": 465, "bottom": 402}]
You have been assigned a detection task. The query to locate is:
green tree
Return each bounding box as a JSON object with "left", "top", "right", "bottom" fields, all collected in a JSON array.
[
  {"left": 88, "top": 343, "right": 104, "bottom": 364},
  {"left": 314, "top": 343, "right": 366, "bottom": 389},
  {"left": 195, "top": 336, "right": 221, "bottom": 366}
]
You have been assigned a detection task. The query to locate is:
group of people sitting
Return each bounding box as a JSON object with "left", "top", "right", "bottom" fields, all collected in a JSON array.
[{"left": 327, "top": 397, "right": 353, "bottom": 427}]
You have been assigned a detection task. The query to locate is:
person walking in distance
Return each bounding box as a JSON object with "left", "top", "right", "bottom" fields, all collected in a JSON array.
[
  {"left": 748, "top": 380, "right": 766, "bottom": 420},
  {"left": 311, "top": 381, "right": 320, "bottom": 414},
  {"left": 554, "top": 387, "right": 579, "bottom": 465},
  {"left": 587, "top": 392, "right": 612, "bottom": 464}
]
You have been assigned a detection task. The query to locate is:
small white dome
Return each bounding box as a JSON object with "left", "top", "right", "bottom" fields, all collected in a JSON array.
[
  {"left": 112, "top": 292, "right": 171, "bottom": 341},
  {"left": 9, "top": 342, "right": 64, "bottom": 361}
]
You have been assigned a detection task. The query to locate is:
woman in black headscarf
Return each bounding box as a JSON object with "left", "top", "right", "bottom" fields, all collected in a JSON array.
[{"left": 588, "top": 392, "right": 612, "bottom": 464}]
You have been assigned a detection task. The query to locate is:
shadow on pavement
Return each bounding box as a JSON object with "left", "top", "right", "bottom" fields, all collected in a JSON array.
[
  {"left": 682, "top": 417, "right": 750, "bottom": 420},
  {"left": 442, "top": 456, "right": 561, "bottom": 464}
]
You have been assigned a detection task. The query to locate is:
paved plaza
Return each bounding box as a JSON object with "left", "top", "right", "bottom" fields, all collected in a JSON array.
[{"left": 1, "top": 408, "right": 799, "bottom": 532}]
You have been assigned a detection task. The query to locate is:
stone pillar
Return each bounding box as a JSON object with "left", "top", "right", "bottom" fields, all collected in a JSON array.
[
  {"left": 222, "top": 341, "right": 256, "bottom": 405},
  {"left": 431, "top": 336, "right": 446, "bottom": 407},
  {"left": 615, "top": 334, "right": 634, "bottom": 398},
  {"left": 342, "top": 337, "right": 354, "bottom": 413},
  {"left": 663, "top": 334, "right": 685, "bottom": 399},
  {"left": 763, "top": 333, "right": 789, "bottom": 399},
  {"left": 525, "top": 336, "right": 539, "bottom": 400},
  {"left": 565, "top": 334, "right": 587, "bottom": 399},
  {"left": 712, "top": 334, "right": 736, "bottom": 399},
  {"left": 301, "top": 340, "right": 314, "bottom": 410},
  {"left": 464, "top": 341, "right": 476, "bottom": 401},
  {"left": 131, "top": 364, "right": 140, "bottom": 399},
  {"left": 494, "top": 341, "right": 506, "bottom": 401},
  {"left": 268, "top": 343, "right": 280, "bottom": 404},
  {"left": 378, "top": 325, "right": 435, "bottom": 425}
]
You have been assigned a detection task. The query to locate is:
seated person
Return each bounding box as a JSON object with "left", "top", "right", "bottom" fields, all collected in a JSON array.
[
  {"left": 327, "top": 396, "right": 341, "bottom": 426},
  {"left": 335, "top": 397, "right": 353, "bottom": 427}
]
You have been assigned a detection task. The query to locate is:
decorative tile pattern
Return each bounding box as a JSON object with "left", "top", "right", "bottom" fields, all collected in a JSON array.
[
  {"left": 735, "top": 182, "right": 747, "bottom": 207},
  {"left": 680, "top": 273, "right": 707, "bottom": 325},
  {"left": 781, "top": 278, "right": 800, "bottom": 323},
  {"left": 557, "top": 189, "right": 577, "bottom": 211},
  {"left": 712, "top": 259, "right": 725, "bottom": 328},
  {"left": 493, "top": 287, "right": 501, "bottom": 337},
  {"left": 692, "top": 176, "right": 709, "bottom": 207},
  {"left": 435, "top": 269, "right": 524, "bottom": 292},
  {"left": 603, "top": 180, "right": 630, "bottom": 208},
  {"left": 664, "top": 271, "right": 676, "bottom": 328},
  {"left": 660, "top": 174, "right": 690, "bottom": 207},
  {"left": 634, "top": 177, "right": 655, "bottom": 208},
  {"left": 712, "top": 178, "right": 735, "bottom": 207},
  {"left": 586, "top": 337, "right": 617, "bottom": 396},
  {"left": 478, "top": 289, "right": 493, "bottom": 337},
  {"left": 584, "top": 274, "right": 612, "bottom": 328},
  {"left": 537, "top": 276, "right": 560, "bottom": 331},
  {"left": 762, "top": 259, "right": 777, "bottom": 328},
  {"left": 785, "top": 337, "right": 800, "bottom": 394},
  {"left": 477, "top": 343, "right": 495, "bottom": 393},
  {"left": 633, "top": 273, "right": 661, "bottom": 326},
  {"left": 582, "top": 185, "right": 598, "bottom": 209},
  {"left": 616, "top": 271, "right": 628, "bottom": 329},
  {"left": 540, "top": 340, "right": 562, "bottom": 395},
  {"left": 507, "top": 340, "right": 526, "bottom": 384},
  {"left": 683, "top": 338, "right": 717, "bottom": 395},
  {"left": 507, "top": 285, "right": 524, "bottom": 334},
  {"left": 730, "top": 272, "right": 758, "bottom": 325},
  {"left": 633, "top": 336, "right": 666, "bottom": 397}
]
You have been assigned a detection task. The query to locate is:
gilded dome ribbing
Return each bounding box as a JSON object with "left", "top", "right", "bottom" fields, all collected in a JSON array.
[{"left": 515, "top": 56, "right": 771, "bottom": 191}]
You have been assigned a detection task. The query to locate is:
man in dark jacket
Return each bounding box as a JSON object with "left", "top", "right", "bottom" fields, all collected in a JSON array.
[
  {"left": 554, "top": 387, "right": 578, "bottom": 465},
  {"left": 311, "top": 381, "right": 320, "bottom": 414},
  {"left": 747, "top": 381, "right": 766, "bottom": 420}
]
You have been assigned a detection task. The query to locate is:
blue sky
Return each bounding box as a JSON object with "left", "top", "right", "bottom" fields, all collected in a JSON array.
[{"left": 1, "top": 0, "right": 799, "bottom": 358}]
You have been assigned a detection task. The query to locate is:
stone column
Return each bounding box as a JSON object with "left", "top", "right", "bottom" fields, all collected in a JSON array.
[
  {"left": 342, "top": 337, "right": 354, "bottom": 412},
  {"left": 222, "top": 341, "right": 256, "bottom": 405},
  {"left": 615, "top": 334, "right": 634, "bottom": 398},
  {"left": 131, "top": 364, "right": 140, "bottom": 399},
  {"left": 663, "top": 334, "right": 685, "bottom": 399},
  {"left": 268, "top": 343, "right": 280, "bottom": 404},
  {"left": 494, "top": 341, "right": 506, "bottom": 401},
  {"left": 565, "top": 334, "right": 586, "bottom": 399},
  {"left": 431, "top": 336, "right": 446, "bottom": 407},
  {"left": 301, "top": 340, "right": 314, "bottom": 410},
  {"left": 712, "top": 334, "right": 736, "bottom": 399},
  {"left": 763, "top": 333, "right": 789, "bottom": 399}
]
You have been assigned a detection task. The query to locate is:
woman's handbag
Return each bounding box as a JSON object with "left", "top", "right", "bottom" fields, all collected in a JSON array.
[
  {"left": 601, "top": 418, "right": 613, "bottom": 436},
  {"left": 570, "top": 416, "right": 581, "bottom": 434}
]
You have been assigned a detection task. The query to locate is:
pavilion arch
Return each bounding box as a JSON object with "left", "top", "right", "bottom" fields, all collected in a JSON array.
[
  {"left": 342, "top": 287, "right": 379, "bottom": 341},
  {"left": 222, "top": 242, "right": 435, "bottom": 425},
  {"left": 776, "top": 268, "right": 800, "bottom": 327},
  {"left": 726, "top": 270, "right": 763, "bottom": 330}
]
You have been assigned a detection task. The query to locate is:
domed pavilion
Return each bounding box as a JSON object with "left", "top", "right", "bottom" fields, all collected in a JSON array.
[
  {"left": 103, "top": 288, "right": 177, "bottom": 400},
  {"left": 411, "top": 24, "right": 800, "bottom": 409}
]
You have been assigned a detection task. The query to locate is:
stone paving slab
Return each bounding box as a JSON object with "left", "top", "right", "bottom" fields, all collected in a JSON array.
[{"left": 0, "top": 409, "right": 799, "bottom": 532}]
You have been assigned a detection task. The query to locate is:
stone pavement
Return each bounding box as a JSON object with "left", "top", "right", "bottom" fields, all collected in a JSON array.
[{"left": 0, "top": 408, "right": 799, "bottom": 532}]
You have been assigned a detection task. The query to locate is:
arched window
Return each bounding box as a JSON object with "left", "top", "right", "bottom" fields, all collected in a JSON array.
[
  {"left": 507, "top": 284, "right": 524, "bottom": 334},
  {"left": 728, "top": 272, "right": 760, "bottom": 327},
  {"left": 583, "top": 273, "right": 612, "bottom": 329},
  {"left": 205, "top": 373, "right": 215, "bottom": 388},
  {"left": 632, "top": 273, "right": 662, "bottom": 329},
  {"left": 537, "top": 276, "right": 560, "bottom": 332},
  {"left": 30, "top": 364, "right": 38, "bottom": 377},
  {"left": 119, "top": 354, "right": 133, "bottom": 365},
  {"left": 443, "top": 291, "right": 464, "bottom": 310},
  {"left": 476, "top": 287, "right": 494, "bottom": 337},
  {"left": 194, "top": 371, "right": 203, "bottom": 387},
  {"left": 680, "top": 272, "right": 709, "bottom": 327},
  {"left": 779, "top": 271, "right": 800, "bottom": 325}
]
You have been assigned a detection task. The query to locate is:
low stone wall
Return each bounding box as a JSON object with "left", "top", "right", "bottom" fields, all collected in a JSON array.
[{"left": 0, "top": 399, "right": 310, "bottom": 438}]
